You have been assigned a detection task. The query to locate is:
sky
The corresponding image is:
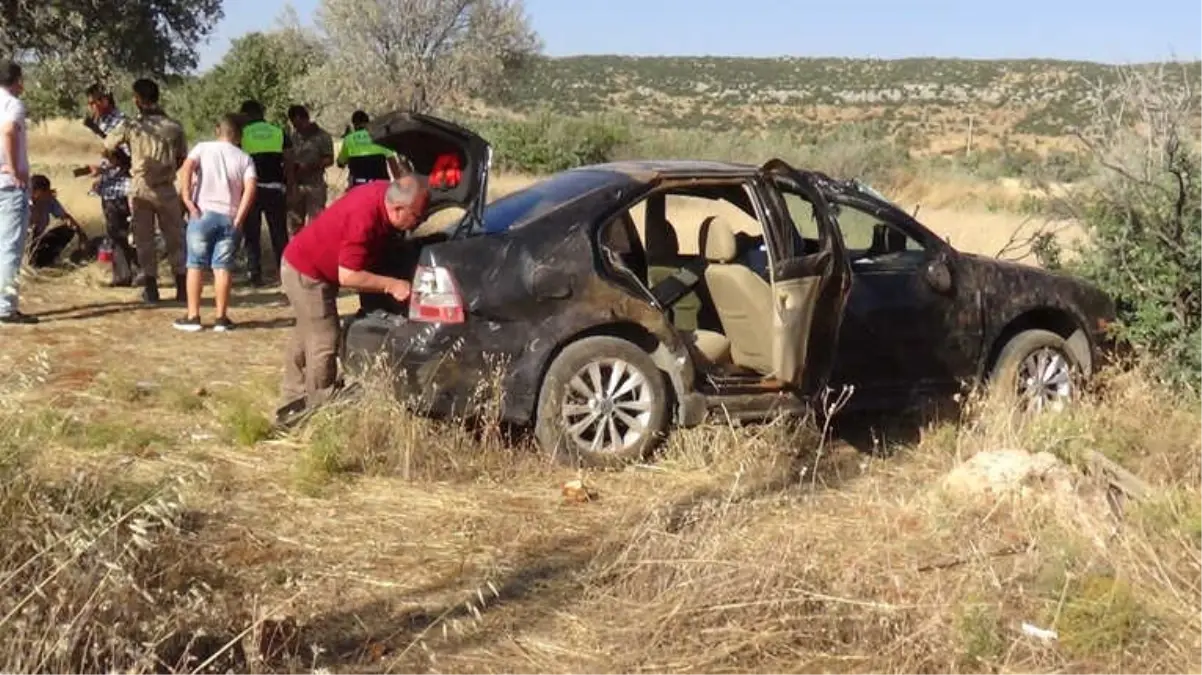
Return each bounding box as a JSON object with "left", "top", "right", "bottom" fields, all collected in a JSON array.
[{"left": 197, "top": 0, "right": 1202, "bottom": 72}]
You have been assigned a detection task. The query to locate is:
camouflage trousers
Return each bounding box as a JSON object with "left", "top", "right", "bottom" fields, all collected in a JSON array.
[
  {"left": 130, "top": 186, "right": 185, "bottom": 280},
  {"left": 287, "top": 183, "right": 328, "bottom": 235}
]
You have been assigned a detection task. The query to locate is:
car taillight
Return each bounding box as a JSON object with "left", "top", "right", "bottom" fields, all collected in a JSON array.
[{"left": 409, "top": 264, "right": 465, "bottom": 324}]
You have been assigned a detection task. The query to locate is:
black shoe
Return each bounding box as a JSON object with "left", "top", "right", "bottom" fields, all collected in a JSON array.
[
  {"left": 273, "top": 397, "right": 309, "bottom": 429},
  {"left": 172, "top": 315, "right": 203, "bottom": 332},
  {"left": 212, "top": 316, "right": 235, "bottom": 332},
  {"left": 174, "top": 274, "right": 187, "bottom": 303},
  {"left": 142, "top": 278, "right": 160, "bottom": 304},
  {"left": 0, "top": 311, "right": 38, "bottom": 325},
  {"left": 108, "top": 279, "right": 133, "bottom": 288}
]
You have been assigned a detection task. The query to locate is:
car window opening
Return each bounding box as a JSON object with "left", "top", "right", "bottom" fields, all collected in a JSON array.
[
  {"left": 828, "top": 202, "right": 928, "bottom": 265},
  {"left": 598, "top": 181, "right": 806, "bottom": 382}
]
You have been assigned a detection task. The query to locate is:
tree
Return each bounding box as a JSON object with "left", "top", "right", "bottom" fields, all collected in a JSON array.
[
  {"left": 297, "top": 0, "right": 541, "bottom": 124},
  {"left": 173, "top": 24, "right": 326, "bottom": 135},
  {"left": 1043, "top": 63, "right": 1201, "bottom": 390},
  {"left": 0, "top": 1, "right": 224, "bottom": 76},
  {"left": 0, "top": 0, "right": 224, "bottom": 117}
]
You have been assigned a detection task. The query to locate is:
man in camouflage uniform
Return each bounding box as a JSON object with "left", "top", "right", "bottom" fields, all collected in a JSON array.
[
  {"left": 285, "top": 104, "right": 333, "bottom": 234},
  {"left": 104, "top": 78, "right": 188, "bottom": 303}
]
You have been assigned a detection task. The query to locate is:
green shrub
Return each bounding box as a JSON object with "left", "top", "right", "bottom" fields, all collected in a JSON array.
[
  {"left": 485, "top": 112, "right": 631, "bottom": 173},
  {"left": 221, "top": 397, "right": 273, "bottom": 448},
  {"left": 1040, "top": 65, "right": 1201, "bottom": 391},
  {"left": 1072, "top": 165, "right": 1200, "bottom": 389}
]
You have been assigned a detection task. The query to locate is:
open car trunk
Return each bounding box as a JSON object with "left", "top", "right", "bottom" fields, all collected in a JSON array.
[
  {"left": 354, "top": 112, "right": 494, "bottom": 318},
  {"left": 366, "top": 111, "right": 492, "bottom": 226}
]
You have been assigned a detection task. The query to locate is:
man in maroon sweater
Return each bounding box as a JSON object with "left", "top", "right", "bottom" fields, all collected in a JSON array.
[{"left": 278, "top": 174, "right": 430, "bottom": 415}]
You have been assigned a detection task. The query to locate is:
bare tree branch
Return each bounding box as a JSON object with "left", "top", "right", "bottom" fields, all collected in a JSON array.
[{"left": 298, "top": 0, "right": 541, "bottom": 123}]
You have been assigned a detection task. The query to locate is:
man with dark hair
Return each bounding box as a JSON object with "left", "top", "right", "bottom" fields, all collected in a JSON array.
[
  {"left": 336, "top": 109, "right": 404, "bottom": 190},
  {"left": 275, "top": 173, "right": 429, "bottom": 422},
  {"left": 0, "top": 60, "right": 34, "bottom": 324},
  {"left": 238, "top": 99, "right": 293, "bottom": 286},
  {"left": 105, "top": 78, "right": 189, "bottom": 303},
  {"left": 82, "top": 83, "right": 137, "bottom": 287},
  {"left": 284, "top": 104, "right": 333, "bottom": 234}
]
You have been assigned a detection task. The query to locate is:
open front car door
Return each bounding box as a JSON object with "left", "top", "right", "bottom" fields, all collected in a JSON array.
[{"left": 757, "top": 159, "right": 853, "bottom": 396}]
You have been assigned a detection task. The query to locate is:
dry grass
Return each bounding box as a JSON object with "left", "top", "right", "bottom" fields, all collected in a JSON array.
[
  {"left": 2, "top": 257, "right": 1199, "bottom": 673},
  {"left": 2, "top": 124, "right": 1193, "bottom": 673}
]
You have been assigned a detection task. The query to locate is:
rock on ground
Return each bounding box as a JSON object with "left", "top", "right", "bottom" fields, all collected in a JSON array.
[
  {"left": 939, "top": 449, "right": 1121, "bottom": 542},
  {"left": 941, "top": 448, "right": 1077, "bottom": 500}
]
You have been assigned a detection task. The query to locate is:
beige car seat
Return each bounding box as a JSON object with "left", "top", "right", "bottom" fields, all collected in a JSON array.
[{"left": 699, "top": 216, "right": 775, "bottom": 374}]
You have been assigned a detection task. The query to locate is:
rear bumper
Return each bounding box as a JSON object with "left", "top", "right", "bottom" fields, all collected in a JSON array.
[{"left": 340, "top": 311, "right": 534, "bottom": 422}]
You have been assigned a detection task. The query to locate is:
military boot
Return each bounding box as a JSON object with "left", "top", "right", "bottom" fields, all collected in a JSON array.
[{"left": 142, "top": 277, "right": 160, "bottom": 304}]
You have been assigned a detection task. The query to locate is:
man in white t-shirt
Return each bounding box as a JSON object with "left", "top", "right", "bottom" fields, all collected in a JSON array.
[
  {"left": 0, "top": 61, "right": 34, "bottom": 325},
  {"left": 175, "top": 113, "right": 258, "bottom": 332}
]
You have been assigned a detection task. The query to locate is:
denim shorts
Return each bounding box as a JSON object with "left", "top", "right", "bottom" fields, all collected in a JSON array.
[{"left": 186, "top": 211, "right": 239, "bottom": 270}]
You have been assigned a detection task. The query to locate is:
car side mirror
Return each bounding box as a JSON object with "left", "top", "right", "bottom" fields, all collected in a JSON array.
[{"left": 923, "top": 256, "right": 953, "bottom": 294}]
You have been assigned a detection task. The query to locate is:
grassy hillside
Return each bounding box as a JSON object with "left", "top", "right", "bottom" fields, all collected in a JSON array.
[{"left": 494, "top": 55, "right": 1201, "bottom": 154}]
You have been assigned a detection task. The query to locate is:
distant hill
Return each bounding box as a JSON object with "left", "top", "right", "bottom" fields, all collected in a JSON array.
[{"left": 493, "top": 55, "right": 1200, "bottom": 154}]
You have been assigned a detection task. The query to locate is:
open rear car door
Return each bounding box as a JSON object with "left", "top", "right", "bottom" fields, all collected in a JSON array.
[{"left": 758, "top": 159, "right": 853, "bottom": 396}]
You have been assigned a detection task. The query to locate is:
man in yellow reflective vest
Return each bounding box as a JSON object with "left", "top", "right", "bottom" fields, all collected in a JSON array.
[
  {"left": 337, "top": 110, "right": 404, "bottom": 190},
  {"left": 238, "top": 99, "right": 292, "bottom": 286}
]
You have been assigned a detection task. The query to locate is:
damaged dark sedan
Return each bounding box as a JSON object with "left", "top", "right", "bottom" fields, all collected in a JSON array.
[{"left": 340, "top": 112, "right": 1116, "bottom": 466}]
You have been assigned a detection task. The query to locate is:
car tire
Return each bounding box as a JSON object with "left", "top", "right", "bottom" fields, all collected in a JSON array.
[
  {"left": 989, "top": 329, "right": 1083, "bottom": 413},
  {"left": 534, "top": 336, "right": 670, "bottom": 469}
]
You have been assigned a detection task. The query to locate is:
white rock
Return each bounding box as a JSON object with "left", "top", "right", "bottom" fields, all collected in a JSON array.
[{"left": 941, "top": 448, "right": 1076, "bottom": 499}]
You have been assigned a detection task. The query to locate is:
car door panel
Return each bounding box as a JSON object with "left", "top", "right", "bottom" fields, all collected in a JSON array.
[
  {"left": 771, "top": 274, "right": 823, "bottom": 382},
  {"left": 826, "top": 208, "right": 982, "bottom": 401},
  {"left": 834, "top": 258, "right": 956, "bottom": 395},
  {"left": 756, "top": 160, "right": 852, "bottom": 393}
]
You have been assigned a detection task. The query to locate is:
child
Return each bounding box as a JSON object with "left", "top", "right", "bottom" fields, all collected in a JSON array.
[
  {"left": 28, "top": 174, "right": 86, "bottom": 268},
  {"left": 175, "top": 113, "right": 257, "bottom": 332}
]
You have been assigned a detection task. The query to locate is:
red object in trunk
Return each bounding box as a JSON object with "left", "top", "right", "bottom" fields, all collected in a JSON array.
[{"left": 430, "top": 153, "right": 462, "bottom": 189}]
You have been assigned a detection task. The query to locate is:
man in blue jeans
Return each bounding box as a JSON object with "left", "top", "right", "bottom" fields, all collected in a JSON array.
[
  {"left": 0, "top": 60, "right": 34, "bottom": 325},
  {"left": 176, "top": 113, "right": 257, "bottom": 332}
]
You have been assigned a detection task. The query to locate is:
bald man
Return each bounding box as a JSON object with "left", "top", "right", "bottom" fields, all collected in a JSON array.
[{"left": 277, "top": 175, "right": 430, "bottom": 417}]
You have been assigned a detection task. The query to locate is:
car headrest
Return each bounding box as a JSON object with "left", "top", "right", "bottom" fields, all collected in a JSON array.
[
  {"left": 645, "top": 217, "right": 680, "bottom": 265},
  {"left": 699, "top": 216, "right": 737, "bottom": 263}
]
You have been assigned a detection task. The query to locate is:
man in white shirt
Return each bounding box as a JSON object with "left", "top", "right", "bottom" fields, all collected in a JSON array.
[
  {"left": 175, "top": 113, "right": 258, "bottom": 332},
  {"left": 0, "top": 61, "right": 34, "bottom": 325}
]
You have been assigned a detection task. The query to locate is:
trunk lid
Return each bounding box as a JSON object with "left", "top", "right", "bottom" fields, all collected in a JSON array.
[{"left": 366, "top": 111, "right": 492, "bottom": 227}]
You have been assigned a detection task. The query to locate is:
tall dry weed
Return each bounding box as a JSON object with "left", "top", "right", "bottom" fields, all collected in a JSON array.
[
  {"left": 466, "top": 368, "right": 1201, "bottom": 674},
  {"left": 286, "top": 354, "right": 537, "bottom": 493}
]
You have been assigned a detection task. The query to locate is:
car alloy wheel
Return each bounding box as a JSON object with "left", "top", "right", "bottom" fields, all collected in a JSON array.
[
  {"left": 1015, "top": 346, "right": 1073, "bottom": 413},
  {"left": 535, "top": 335, "right": 670, "bottom": 468},
  {"left": 561, "top": 357, "right": 656, "bottom": 455},
  {"left": 990, "top": 328, "right": 1085, "bottom": 415}
]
